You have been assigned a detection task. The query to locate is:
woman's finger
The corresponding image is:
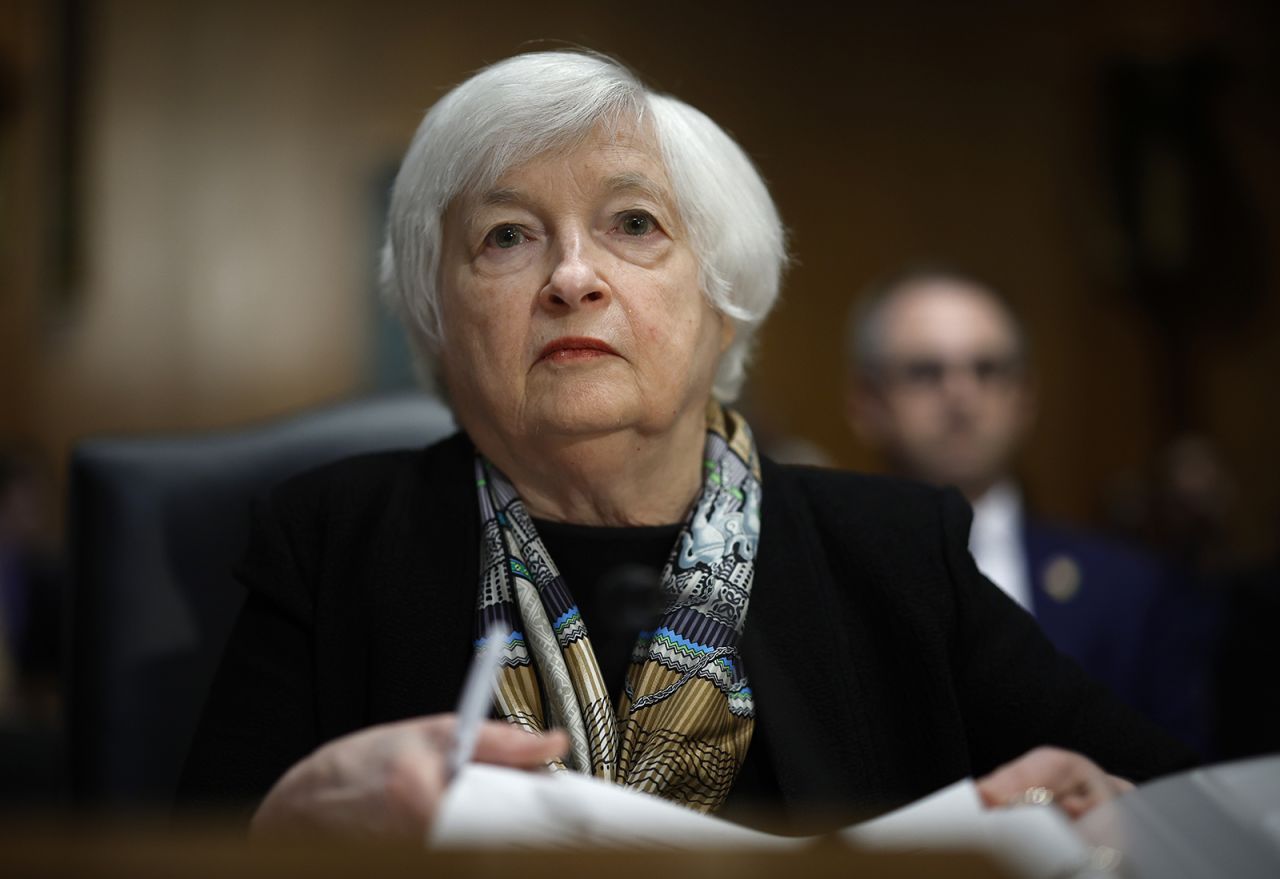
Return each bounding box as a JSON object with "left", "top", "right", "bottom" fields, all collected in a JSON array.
[
  {"left": 976, "top": 747, "right": 1077, "bottom": 807},
  {"left": 975, "top": 746, "right": 1125, "bottom": 817}
]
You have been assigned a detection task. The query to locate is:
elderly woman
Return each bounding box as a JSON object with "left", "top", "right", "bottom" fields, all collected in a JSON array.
[{"left": 180, "top": 51, "right": 1193, "bottom": 837}]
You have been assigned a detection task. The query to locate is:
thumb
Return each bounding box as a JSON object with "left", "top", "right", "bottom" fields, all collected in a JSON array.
[{"left": 472, "top": 721, "right": 570, "bottom": 767}]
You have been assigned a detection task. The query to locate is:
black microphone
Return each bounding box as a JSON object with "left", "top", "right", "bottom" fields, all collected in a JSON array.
[{"left": 595, "top": 563, "right": 665, "bottom": 696}]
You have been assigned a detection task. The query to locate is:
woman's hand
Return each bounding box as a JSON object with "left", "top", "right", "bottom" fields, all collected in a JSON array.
[
  {"left": 976, "top": 746, "right": 1134, "bottom": 820},
  {"left": 250, "top": 715, "right": 569, "bottom": 839}
]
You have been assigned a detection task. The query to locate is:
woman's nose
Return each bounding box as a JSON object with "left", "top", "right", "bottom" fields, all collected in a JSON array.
[{"left": 540, "top": 236, "right": 611, "bottom": 311}]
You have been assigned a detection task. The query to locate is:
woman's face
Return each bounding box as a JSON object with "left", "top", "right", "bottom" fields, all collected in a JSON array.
[{"left": 436, "top": 124, "right": 732, "bottom": 451}]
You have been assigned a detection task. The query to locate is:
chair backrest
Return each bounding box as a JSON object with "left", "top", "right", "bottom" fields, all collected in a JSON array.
[{"left": 68, "top": 393, "right": 455, "bottom": 808}]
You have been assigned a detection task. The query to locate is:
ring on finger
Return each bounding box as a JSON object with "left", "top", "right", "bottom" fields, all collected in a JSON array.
[{"left": 1006, "top": 785, "right": 1055, "bottom": 807}]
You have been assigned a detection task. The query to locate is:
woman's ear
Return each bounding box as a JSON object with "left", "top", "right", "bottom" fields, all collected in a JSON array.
[{"left": 718, "top": 313, "right": 736, "bottom": 355}]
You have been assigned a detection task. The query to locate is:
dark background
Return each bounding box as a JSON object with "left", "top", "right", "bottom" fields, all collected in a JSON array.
[{"left": 2, "top": 0, "right": 1278, "bottom": 564}]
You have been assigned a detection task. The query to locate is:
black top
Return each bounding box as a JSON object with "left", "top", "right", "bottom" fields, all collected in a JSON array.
[{"left": 180, "top": 432, "right": 1196, "bottom": 832}]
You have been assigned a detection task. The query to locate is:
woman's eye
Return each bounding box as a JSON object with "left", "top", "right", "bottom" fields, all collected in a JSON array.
[
  {"left": 618, "top": 211, "right": 656, "bottom": 237},
  {"left": 485, "top": 225, "right": 526, "bottom": 249}
]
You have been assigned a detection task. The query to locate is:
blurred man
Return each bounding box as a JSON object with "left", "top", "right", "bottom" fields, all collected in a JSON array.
[{"left": 844, "top": 266, "right": 1213, "bottom": 753}]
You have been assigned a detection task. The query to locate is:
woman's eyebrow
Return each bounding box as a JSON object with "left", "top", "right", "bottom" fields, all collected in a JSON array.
[
  {"left": 478, "top": 187, "right": 524, "bottom": 207},
  {"left": 462, "top": 187, "right": 530, "bottom": 232},
  {"left": 602, "top": 172, "right": 670, "bottom": 204},
  {"left": 464, "top": 173, "right": 671, "bottom": 229}
]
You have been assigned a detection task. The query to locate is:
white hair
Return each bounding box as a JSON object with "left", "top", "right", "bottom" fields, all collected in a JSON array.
[{"left": 381, "top": 50, "right": 787, "bottom": 402}]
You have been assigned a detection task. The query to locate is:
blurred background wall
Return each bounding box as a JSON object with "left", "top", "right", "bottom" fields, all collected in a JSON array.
[{"left": 2, "top": 0, "right": 1278, "bottom": 561}]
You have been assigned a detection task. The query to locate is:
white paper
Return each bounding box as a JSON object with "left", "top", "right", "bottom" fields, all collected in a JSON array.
[
  {"left": 842, "top": 779, "right": 1093, "bottom": 878},
  {"left": 431, "top": 764, "right": 1092, "bottom": 877},
  {"left": 431, "top": 763, "right": 804, "bottom": 850}
]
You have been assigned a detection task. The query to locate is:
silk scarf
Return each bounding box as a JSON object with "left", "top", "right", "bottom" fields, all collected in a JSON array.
[{"left": 472, "top": 404, "right": 760, "bottom": 812}]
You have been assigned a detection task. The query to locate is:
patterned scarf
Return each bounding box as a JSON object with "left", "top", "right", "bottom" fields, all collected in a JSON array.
[{"left": 472, "top": 404, "right": 760, "bottom": 812}]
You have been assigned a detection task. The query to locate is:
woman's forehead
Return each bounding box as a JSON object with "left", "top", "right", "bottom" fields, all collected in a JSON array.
[{"left": 471, "top": 122, "right": 673, "bottom": 206}]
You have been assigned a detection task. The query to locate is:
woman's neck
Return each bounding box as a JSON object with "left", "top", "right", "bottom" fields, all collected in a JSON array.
[{"left": 476, "top": 413, "right": 707, "bottom": 527}]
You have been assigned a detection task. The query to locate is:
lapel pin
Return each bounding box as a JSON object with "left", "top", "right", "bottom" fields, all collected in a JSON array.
[{"left": 1042, "top": 555, "right": 1082, "bottom": 603}]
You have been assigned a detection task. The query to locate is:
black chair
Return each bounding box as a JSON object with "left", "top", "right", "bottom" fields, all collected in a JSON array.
[{"left": 68, "top": 392, "right": 455, "bottom": 809}]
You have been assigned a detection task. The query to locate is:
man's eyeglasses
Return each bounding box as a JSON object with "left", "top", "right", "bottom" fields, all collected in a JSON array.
[{"left": 881, "top": 355, "right": 1024, "bottom": 392}]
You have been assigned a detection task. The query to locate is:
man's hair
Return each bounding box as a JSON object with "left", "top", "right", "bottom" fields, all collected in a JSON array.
[
  {"left": 844, "top": 263, "right": 1031, "bottom": 379},
  {"left": 381, "top": 50, "right": 788, "bottom": 402}
]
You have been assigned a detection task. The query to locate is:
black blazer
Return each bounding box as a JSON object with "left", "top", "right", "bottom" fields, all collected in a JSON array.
[{"left": 180, "top": 432, "right": 1194, "bottom": 826}]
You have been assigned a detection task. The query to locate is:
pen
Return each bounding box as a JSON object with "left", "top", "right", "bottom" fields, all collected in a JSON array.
[{"left": 448, "top": 622, "right": 510, "bottom": 780}]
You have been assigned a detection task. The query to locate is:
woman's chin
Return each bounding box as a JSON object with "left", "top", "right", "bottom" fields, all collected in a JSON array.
[
  {"left": 516, "top": 376, "right": 636, "bottom": 433},
  {"left": 523, "top": 398, "right": 636, "bottom": 438}
]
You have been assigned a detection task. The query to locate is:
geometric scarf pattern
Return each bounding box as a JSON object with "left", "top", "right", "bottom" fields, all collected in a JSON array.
[{"left": 472, "top": 403, "right": 760, "bottom": 813}]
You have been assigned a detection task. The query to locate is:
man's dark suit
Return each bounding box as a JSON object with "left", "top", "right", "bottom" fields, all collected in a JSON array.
[
  {"left": 1023, "top": 521, "right": 1217, "bottom": 754},
  {"left": 180, "top": 432, "right": 1195, "bottom": 828}
]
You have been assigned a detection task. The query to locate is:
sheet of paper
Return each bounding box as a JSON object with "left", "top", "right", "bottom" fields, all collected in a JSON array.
[
  {"left": 843, "top": 779, "right": 1093, "bottom": 878},
  {"left": 431, "top": 763, "right": 805, "bottom": 850},
  {"left": 431, "top": 763, "right": 1092, "bottom": 878}
]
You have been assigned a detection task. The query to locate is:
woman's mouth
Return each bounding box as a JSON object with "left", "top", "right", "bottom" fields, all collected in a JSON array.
[{"left": 537, "top": 337, "right": 620, "bottom": 364}]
